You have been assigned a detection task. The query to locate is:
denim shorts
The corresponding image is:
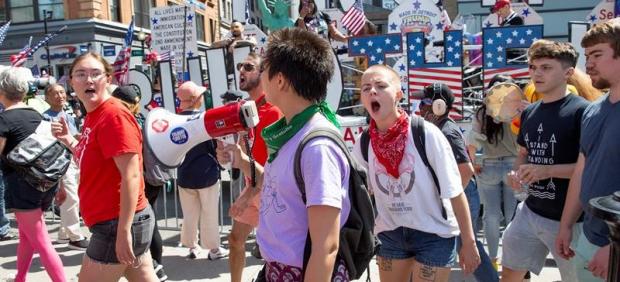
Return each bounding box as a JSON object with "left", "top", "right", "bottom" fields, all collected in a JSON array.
[
  {"left": 377, "top": 227, "right": 457, "bottom": 267},
  {"left": 86, "top": 205, "right": 155, "bottom": 264}
]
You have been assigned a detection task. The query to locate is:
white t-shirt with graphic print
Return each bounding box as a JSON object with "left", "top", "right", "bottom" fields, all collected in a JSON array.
[{"left": 352, "top": 118, "right": 463, "bottom": 238}]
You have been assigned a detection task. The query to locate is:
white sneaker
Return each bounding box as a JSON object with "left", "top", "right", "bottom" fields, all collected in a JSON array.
[{"left": 207, "top": 247, "right": 229, "bottom": 260}]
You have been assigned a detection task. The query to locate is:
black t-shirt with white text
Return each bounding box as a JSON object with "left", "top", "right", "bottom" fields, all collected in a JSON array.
[{"left": 517, "top": 94, "right": 589, "bottom": 221}]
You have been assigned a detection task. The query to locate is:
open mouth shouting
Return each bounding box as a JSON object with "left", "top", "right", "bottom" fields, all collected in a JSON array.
[{"left": 370, "top": 100, "right": 381, "bottom": 114}]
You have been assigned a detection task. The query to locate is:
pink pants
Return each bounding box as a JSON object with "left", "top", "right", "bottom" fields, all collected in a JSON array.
[{"left": 14, "top": 209, "right": 66, "bottom": 282}]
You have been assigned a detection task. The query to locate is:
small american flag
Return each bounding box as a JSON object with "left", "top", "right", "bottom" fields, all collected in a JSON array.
[
  {"left": 482, "top": 25, "right": 543, "bottom": 86},
  {"left": 10, "top": 37, "right": 32, "bottom": 67},
  {"left": 11, "top": 26, "right": 66, "bottom": 67},
  {"left": 158, "top": 50, "right": 176, "bottom": 73},
  {"left": 408, "top": 30, "right": 464, "bottom": 120},
  {"left": 341, "top": 0, "right": 367, "bottom": 36},
  {"left": 113, "top": 18, "right": 134, "bottom": 86},
  {"left": 0, "top": 21, "right": 11, "bottom": 46}
]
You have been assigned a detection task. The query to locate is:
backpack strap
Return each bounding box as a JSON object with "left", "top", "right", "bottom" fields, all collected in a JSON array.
[
  {"left": 360, "top": 129, "right": 370, "bottom": 162},
  {"left": 294, "top": 128, "right": 351, "bottom": 203},
  {"left": 411, "top": 115, "right": 447, "bottom": 220},
  {"left": 293, "top": 128, "right": 352, "bottom": 279}
]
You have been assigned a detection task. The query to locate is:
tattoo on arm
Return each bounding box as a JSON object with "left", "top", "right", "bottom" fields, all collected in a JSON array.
[
  {"left": 377, "top": 257, "right": 392, "bottom": 272},
  {"left": 418, "top": 264, "right": 437, "bottom": 281}
]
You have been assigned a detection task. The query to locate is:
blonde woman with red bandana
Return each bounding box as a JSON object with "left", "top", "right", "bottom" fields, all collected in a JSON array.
[{"left": 351, "top": 65, "right": 480, "bottom": 282}]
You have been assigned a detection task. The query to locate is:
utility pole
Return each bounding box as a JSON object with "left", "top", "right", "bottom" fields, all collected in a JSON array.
[{"left": 43, "top": 9, "right": 53, "bottom": 76}]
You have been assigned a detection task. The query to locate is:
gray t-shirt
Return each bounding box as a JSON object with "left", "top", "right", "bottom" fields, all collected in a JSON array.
[{"left": 579, "top": 94, "right": 620, "bottom": 246}]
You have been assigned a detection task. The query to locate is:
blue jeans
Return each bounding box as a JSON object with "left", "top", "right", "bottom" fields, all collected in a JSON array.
[
  {"left": 477, "top": 157, "right": 518, "bottom": 259},
  {"left": 458, "top": 180, "right": 499, "bottom": 282},
  {"left": 0, "top": 169, "right": 9, "bottom": 237},
  {"left": 377, "top": 227, "right": 457, "bottom": 267}
]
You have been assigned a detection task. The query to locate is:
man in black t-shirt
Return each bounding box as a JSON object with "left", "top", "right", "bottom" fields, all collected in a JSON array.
[
  {"left": 417, "top": 83, "right": 499, "bottom": 281},
  {"left": 501, "top": 40, "right": 589, "bottom": 282}
]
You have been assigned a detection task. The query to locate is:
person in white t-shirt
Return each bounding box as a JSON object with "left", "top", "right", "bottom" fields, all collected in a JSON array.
[{"left": 352, "top": 65, "right": 480, "bottom": 281}]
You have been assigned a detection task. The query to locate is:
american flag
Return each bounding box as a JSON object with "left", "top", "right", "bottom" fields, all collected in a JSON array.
[
  {"left": 347, "top": 33, "right": 403, "bottom": 66},
  {"left": 0, "top": 21, "right": 11, "bottom": 46},
  {"left": 407, "top": 30, "right": 464, "bottom": 120},
  {"left": 158, "top": 50, "right": 176, "bottom": 72},
  {"left": 113, "top": 18, "right": 134, "bottom": 86},
  {"left": 341, "top": 0, "right": 367, "bottom": 35},
  {"left": 10, "top": 37, "right": 32, "bottom": 67},
  {"left": 11, "top": 25, "right": 66, "bottom": 67},
  {"left": 482, "top": 25, "right": 543, "bottom": 86}
]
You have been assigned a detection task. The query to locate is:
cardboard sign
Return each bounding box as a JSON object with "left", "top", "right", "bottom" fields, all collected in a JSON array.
[{"left": 150, "top": 6, "right": 199, "bottom": 74}]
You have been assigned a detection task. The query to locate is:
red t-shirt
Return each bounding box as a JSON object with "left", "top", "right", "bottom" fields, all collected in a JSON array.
[
  {"left": 74, "top": 98, "right": 148, "bottom": 226},
  {"left": 251, "top": 95, "right": 282, "bottom": 165}
]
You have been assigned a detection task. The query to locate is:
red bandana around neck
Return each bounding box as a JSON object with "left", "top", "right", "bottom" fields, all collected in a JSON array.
[{"left": 369, "top": 110, "right": 409, "bottom": 178}]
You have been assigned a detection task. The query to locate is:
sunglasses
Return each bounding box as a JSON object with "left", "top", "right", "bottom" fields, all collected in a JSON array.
[{"left": 236, "top": 62, "right": 256, "bottom": 72}]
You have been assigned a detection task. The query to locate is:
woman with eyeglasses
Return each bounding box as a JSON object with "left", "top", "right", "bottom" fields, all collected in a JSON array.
[
  {"left": 51, "top": 52, "right": 158, "bottom": 282},
  {"left": 0, "top": 67, "right": 66, "bottom": 282}
]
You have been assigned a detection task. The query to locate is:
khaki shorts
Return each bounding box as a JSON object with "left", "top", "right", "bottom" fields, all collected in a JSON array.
[{"left": 232, "top": 186, "right": 261, "bottom": 227}]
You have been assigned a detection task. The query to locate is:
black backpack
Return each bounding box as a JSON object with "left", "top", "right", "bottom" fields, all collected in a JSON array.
[
  {"left": 360, "top": 115, "right": 447, "bottom": 220},
  {"left": 294, "top": 128, "right": 378, "bottom": 281}
]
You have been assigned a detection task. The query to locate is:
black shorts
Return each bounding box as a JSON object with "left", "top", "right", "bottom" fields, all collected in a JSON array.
[{"left": 86, "top": 205, "right": 155, "bottom": 264}]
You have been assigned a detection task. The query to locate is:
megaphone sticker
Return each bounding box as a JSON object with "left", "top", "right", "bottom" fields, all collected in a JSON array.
[
  {"left": 170, "top": 127, "right": 189, "bottom": 145},
  {"left": 151, "top": 119, "right": 170, "bottom": 133}
]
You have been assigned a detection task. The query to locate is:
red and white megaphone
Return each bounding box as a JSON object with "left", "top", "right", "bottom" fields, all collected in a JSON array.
[{"left": 145, "top": 100, "right": 259, "bottom": 167}]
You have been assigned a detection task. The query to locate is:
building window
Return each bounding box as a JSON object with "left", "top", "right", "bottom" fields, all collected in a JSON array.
[
  {"left": 209, "top": 18, "right": 215, "bottom": 43},
  {"left": 196, "top": 13, "right": 205, "bottom": 42},
  {"left": 134, "top": 0, "right": 153, "bottom": 28},
  {"left": 8, "top": 0, "right": 35, "bottom": 22},
  {"left": 109, "top": 0, "right": 120, "bottom": 22},
  {"left": 38, "top": 0, "right": 63, "bottom": 20},
  {"left": 0, "top": 1, "right": 6, "bottom": 22}
]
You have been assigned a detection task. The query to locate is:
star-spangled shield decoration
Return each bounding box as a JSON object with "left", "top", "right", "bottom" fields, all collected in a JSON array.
[
  {"left": 347, "top": 34, "right": 402, "bottom": 66},
  {"left": 407, "top": 30, "right": 464, "bottom": 120},
  {"left": 482, "top": 25, "right": 543, "bottom": 86}
]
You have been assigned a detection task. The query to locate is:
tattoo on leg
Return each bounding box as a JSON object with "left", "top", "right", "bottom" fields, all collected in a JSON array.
[
  {"left": 378, "top": 257, "right": 393, "bottom": 271},
  {"left": 418, "top": 264, "right": 437, "bottom": 281}
]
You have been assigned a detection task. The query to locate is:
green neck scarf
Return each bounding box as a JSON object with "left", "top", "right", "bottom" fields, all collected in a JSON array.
[{"left": 262, "top": 101, "right": 340, "bottom": 163}]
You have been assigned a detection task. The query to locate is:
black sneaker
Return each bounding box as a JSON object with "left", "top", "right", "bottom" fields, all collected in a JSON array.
[
  {"left": 251, "top": 243, "right": 262, "bottom": 259},
  {"left": 0, "top": 230, "right": 17, "bottom": 241},
  {"left": 68, "top": 238, "right": 89, "bottom": 251},
  {"left": 186, "top": 247, "right": 200, "bottom": 259}
]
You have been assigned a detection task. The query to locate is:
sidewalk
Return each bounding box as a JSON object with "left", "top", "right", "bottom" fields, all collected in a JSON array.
[{"left": 0, "top": 215, "right": 562, "bottom": 282}]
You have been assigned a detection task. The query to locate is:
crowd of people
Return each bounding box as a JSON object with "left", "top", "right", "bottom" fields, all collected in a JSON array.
[{"left": 0, "top": 11, "right": 618, "bottom": 282}]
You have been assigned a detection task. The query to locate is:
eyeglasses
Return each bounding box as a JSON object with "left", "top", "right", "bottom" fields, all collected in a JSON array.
[
  {"left": 72, "top": 71, "right": 107, "bottom": 82},
  {"left": 236, "top": 63, "right": 256, "bottom": 72}
]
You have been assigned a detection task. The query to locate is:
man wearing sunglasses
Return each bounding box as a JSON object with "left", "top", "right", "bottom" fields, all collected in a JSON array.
[
  {"left": 211, "top": 20, "right": 257, "bottom": 87},
  {"left": 228, "top": 52, "right": 282, "bottom": 282}
]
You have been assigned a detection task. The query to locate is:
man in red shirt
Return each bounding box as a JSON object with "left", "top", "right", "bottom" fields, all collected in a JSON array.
[{"left": 228, "top": 52, "right": 282, "bottom": 282}]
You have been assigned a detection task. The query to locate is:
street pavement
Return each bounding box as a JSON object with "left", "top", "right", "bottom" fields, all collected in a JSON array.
[{"left": 0, "top": 215, "right": 563, "bottom": 282}]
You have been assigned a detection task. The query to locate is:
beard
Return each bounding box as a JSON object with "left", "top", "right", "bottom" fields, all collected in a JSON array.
[
  {"left": 592, "top": 77, "right": 611, "bottom": 90},
  {"left": 240, "top": 78, "right": 260, "bottom": 91}
]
